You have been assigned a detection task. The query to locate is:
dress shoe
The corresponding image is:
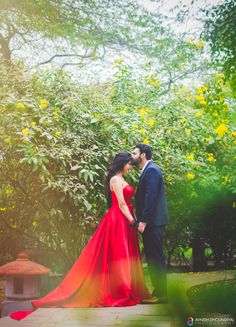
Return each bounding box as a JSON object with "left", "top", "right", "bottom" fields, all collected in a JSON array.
[{"left": 141, "top": 296, "right": 159, "bottom": 304}]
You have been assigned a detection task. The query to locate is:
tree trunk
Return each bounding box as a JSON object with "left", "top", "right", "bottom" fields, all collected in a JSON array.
[
  {"left": 192, "top": 237, "right": 207, "bottom": 272},
  {"left": 0, "top": 37, "right": 12, "bottom": 63}
]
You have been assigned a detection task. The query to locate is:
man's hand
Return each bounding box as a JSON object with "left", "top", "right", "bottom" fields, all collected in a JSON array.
[{"left": 138, "top": 222, "right": 147, "bottom": 234}]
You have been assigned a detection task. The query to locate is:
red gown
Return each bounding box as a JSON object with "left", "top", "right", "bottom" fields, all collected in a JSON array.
[{"left": 10, "top": 185, "right": 149, "bottom": 320}]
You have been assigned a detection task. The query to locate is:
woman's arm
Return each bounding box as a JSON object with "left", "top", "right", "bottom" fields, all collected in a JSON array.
[{"left": 110, "top": 177, "right": 135, "bottom": 224}]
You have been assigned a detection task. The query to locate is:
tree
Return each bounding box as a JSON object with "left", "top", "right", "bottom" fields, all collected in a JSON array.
[
  {"left": 203, "top": 0, "right": 236, "bottom": 94},
  {"left": 0, "top": 0, "right": 172, "bottom": 67},
  {"left": 0, "top": 63, "right": 111, "bottom": 271}
]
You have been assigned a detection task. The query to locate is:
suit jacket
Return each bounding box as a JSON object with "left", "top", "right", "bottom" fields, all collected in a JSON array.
[{"left": 135, "top": 161, "right": 169, "bottom": 226}]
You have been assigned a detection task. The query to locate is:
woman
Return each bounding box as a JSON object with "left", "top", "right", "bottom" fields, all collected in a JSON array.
[{"left": 10, "top": 152, "right": 149, "bottom": 320}]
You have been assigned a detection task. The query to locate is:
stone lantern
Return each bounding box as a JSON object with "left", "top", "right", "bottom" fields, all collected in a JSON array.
[{"left": 0, "top": 252, "right": 50, "bottom": 317}]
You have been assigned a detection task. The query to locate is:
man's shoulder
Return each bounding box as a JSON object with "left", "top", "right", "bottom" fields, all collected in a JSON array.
[{"left": 147, "top": 162, "right": 162, "bottom": 174}]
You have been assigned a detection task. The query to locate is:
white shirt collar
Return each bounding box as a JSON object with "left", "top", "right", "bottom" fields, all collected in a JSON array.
[{"left": 141, "top": 160, "right": 152, "bottom": 174}]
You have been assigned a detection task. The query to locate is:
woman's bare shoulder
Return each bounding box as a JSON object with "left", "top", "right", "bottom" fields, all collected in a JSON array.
[{"left": 110, "top": 175, "right": 122, "bottom": 184}]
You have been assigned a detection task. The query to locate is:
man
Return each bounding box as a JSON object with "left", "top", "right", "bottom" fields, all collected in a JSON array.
[{"left": 131, "top": 144, "right": 169, "bottom": 304}]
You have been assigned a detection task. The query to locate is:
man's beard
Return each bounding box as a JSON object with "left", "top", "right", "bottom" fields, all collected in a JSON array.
[{"left": 131, "top": 157, "right": 141, "bottom": 166}]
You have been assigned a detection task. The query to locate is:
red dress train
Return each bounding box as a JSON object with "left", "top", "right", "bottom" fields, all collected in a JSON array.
[{"left": 10, "top": 185, "right": 149, "bottom": 320}]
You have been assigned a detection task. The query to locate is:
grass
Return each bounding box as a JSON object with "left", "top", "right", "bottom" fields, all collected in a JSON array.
[{"left": 187, "top": 279, "right": 236, "bottom": 314}]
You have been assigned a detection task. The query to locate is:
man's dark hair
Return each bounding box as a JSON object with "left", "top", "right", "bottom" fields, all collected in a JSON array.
[{"left": 135, "top": 144, "right": 152, "bottom": 160}]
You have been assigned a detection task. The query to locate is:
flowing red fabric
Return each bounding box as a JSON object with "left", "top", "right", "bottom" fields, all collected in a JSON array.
[{"left": 10, "top": 185, "right": 149, "bottom": 320}]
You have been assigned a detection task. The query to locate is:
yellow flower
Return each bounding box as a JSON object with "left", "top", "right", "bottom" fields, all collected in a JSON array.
[
  {"left": 6, "top": 188, "right": 13, "bottom": 195},
  {"left": 194, "top": 95, "right": 201, "bottom": 101},
  {"left": 114, "top": 58, "right": 123, "bottom": 64},
  {"left": 4, "top": 138, "right": 11, "bottom": 144},
  {"left": 196, "top": 87, "right": 203, "bottom": 94},
  {"left": 196, "top": 40, "right": 204, "bottom": 47},
  {"left": 194, "top": 94, "right": 205, "bottom": 102},
  {"left": 148, "top": 119, "right": 155, "bottom": 127},
  {"left": 31, "top": 121, "right": 37, "bottom": 126},
  {"left": 222, "top": 176, "right": 230, "bottom": 184},
  {"left": 21, "top": 128, "right": 29, "bottom": 135},
  {"left": 143, "top": 139, "right": 149, "bottom": 144},
  {"left": 233, "top": 140, "right": 236, "bottom": 145},
  {"left": 207, "top": 153, "right": 216, "bottom": 163},
  {"left": 187, "top": 172, "right": 195, "bottom": 180},
  {"left": 121, "top": 110, "right": 126, "bottom": 115},
  {"left": 216, "top": 78, "right": 223, "bottom": 85},
  {"left": 16, "top": 102, "right": 25, "bottom": 109},
  {"left": 53, "top": 108, "right": 61, "bottom": 116},
  {"left": 195, "top": 110, "right": 203, "bottom": 117},
  {"left": 186, "top": 153, "right": 194, "bottom": 160},
  {"left": 54, "top": 131, "right": 61, "bottom": 136},
  {"left": 147, "top": 78, "right": 159, "bottom": 87},
  {"left": 139, "top": 108, "right": 148, "bottom": 115},
  {"left": 132, "top": 125, "right": 138, "bottom": 129},
  {"left": 199, "top": 100, "right": 207, "bottom": 106},
  {"left": 231, "top": 131, "right": 236, "bottom": 137},
  {"left": 215, "top": 123, "right": 228, "bottom": 137},
  {"left": 32, "top": 221, "right": 38, "bottom": 227},
  {"left": 40, "top": 99, "right": 48, "bottom": 108},
  {"left": 139, "top": 129, "right": 147, "bottom": 135}
]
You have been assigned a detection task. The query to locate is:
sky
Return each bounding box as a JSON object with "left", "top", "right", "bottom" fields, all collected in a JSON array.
[
  {"left": 66, "top": 0, "right": 223, "bottom": 83},
  {"left": 138, "top": 0, "right": 223, "bottom": 27},
  {"left": 25, "top": 0, "right": 223, "bottom": 84}
]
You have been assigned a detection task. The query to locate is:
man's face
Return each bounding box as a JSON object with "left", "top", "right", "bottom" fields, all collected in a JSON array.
[{"left": 131, "top": 148, "right": 142, "bottom": 166}]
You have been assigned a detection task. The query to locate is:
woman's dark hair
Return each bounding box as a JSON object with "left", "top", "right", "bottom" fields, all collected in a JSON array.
[
  {"left": 135, "top": 144, "right": 152, "bottom": 160},
  {"left": 105, "top": 151, "right": 132, "bottom": 208}
]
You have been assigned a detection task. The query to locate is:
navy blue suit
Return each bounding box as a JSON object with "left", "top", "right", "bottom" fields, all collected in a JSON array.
[{"left": 135, "top": 161, "right": 169, "bottom": 297}]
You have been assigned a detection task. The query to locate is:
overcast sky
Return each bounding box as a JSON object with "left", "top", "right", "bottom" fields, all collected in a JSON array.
[
  {"left": 69, "top": 0, "right": 223, "bottom": 83},
  {"left": 29, "top": 0, "right": 223, "bottom": 84}
]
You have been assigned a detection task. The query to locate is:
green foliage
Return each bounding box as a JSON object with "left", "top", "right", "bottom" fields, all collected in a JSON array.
[
  {"left": 0, "top": 63, "right": 111, "bottom": 270},
  {"left": 0, "top": 54, "right": 235, "bottom": 271},
  {"left": 203, "top": 0, "right": 236, "bottom": 95}
]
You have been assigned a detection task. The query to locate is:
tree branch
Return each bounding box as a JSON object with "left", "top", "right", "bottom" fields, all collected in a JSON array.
[{"left": 38, "top": 51, "right": 95, "bottom": 65}]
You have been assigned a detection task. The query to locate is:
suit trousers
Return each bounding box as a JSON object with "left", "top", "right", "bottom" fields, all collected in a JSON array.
[{"left": 142, "top": 225, "right": 167, "bottom": 297}]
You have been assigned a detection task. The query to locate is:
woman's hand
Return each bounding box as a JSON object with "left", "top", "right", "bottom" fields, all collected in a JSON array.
[{"left": 130, "top": 219, "right": 139, "bottom": 228}]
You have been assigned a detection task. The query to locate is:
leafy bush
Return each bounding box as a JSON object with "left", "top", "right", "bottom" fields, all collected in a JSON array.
[{"left": 0, "top": 60, "right": 235, "bottom": 271}]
